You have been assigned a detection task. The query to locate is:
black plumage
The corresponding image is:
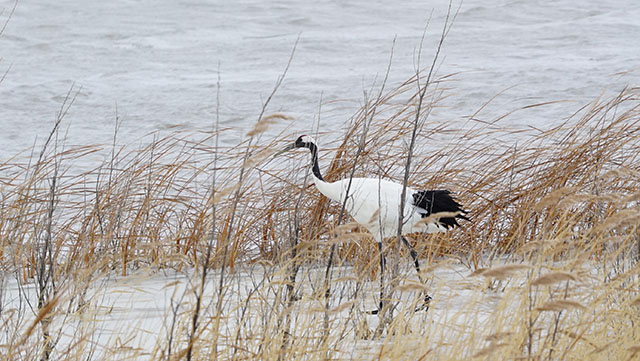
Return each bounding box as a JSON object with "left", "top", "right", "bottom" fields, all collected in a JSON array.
[{"left": 412, "top": 190, "right": 470, "bottom": 229}]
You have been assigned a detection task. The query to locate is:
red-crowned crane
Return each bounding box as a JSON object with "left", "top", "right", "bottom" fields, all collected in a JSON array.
[{"left": 276, "top": 135, "right": 469, "bottom": 313}]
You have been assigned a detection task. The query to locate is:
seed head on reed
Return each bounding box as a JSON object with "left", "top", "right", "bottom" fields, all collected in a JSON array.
[
  {"left": 536, "top": 299, "right": 586, "bottom": 312},
  {"left": 246, "top": 113, "right": 293, "bottom": 137},
  {"left": 472, "top": 264, "right": 531, "bottom": 280},
  {"left": 531, "top": 271, "right": 578, "bottom": 286},
  {"left": 473, "top": 342, "right": 508, "bottom": 358}
]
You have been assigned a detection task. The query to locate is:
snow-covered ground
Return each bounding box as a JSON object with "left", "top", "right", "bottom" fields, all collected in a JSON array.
[
  {"left": 0, "top": 260, "right": 513, "bottom": 359},
  {"left": 1, "top": 0, "right": 639, "bottom": 161},
  {"left": 2, "top": 256, "right": 611, "bottom": 359}
]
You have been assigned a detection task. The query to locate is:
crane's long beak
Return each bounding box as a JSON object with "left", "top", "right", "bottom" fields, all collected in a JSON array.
[{"left": 273, "top": 143, "right": 296, "bottom": 158}]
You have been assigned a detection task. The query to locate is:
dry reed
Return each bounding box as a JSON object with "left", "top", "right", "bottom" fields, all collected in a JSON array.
[{"left": 0, "top": 70, "right": 639, "bottom": 360}]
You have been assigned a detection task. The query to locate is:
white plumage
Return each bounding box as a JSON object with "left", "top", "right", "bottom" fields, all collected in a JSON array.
[{"left": 313, "top": 177, "right": 449, "bottom": 243}]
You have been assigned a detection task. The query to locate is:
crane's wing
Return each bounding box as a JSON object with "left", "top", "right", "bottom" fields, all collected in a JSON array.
[{"left": 411, "top": 190, "right": 469, "bottom": 229}]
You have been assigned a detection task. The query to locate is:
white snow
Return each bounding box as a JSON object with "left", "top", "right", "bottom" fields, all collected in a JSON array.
[
  {"left": 0, "top": 261, "right": 500, "bottom": 359},
  {"left": 1, "top": 258, "right": 605, "bottom": 359}
]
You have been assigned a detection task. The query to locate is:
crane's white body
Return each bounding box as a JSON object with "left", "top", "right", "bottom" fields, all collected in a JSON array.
[
  {"left": 278, "top": 135, "right": 465, "bottom": 313},
  {"left": 313, "top": 176, "right": 447, "bottom": 242}
]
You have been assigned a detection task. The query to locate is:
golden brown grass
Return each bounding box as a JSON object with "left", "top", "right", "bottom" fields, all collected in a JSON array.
[{"left": 0, "top": 74, "right": 639, "bottom": 360}]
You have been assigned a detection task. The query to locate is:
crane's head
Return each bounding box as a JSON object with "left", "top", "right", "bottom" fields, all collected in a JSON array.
[{"left": 274, "top": 135, "right": 317, "bottom": 157}]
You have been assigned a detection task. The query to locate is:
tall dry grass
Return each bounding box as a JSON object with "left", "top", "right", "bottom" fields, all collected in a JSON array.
[{"left": 0, "top": 68, "right": 639, "bottom": 360}]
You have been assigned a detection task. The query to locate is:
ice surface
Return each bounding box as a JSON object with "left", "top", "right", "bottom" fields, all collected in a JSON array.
[
  {"left": 2, "top": 258, "right": 604, "bottom": 359},
  {"left": 0, "top": 262, "right": 501, "bottom": 358},
  {"left": 1, "top": 0, "right": 639, "bottom": 163}
]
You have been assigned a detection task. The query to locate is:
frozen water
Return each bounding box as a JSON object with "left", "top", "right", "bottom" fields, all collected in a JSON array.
[
  {"left": 0, "top": 0, "right": 639, "bottom": 161},
  {"left": 0, "top": 262, "right": 501, "bottom": 358}
]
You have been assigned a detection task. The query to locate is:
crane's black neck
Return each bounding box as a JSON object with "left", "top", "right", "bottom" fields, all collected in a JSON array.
[{"left": 306, "top": 142, "right": 324, "bottom": 181}]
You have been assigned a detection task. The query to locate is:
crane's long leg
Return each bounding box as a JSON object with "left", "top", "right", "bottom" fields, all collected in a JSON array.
[
  {"left": 367, "top": 241, "right": 386, "bottom": 315},
  {"left": 378, "top": 241, "right": 385, "bottom": 311},
  {"left": 400, "top": 236, "right": 423, "bottom": 283},
  {"left": 401, "top": 236, "right": 432, "bottom": 311}
]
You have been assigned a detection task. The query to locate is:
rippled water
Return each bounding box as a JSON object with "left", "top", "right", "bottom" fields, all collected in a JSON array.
[{"left": 1, "top": 0, "right": 639, "bottom": 161}]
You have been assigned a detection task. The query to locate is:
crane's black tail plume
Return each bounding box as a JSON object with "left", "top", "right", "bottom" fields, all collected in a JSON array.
[{"left": 412, "top": 190, "right": 469, "bottom": 229}]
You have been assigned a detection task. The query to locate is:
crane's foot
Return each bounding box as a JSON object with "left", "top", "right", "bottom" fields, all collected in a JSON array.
[
  {"left": 366, "top": 301, "right": 384, "bottom": 315},
  {"left": 414, "top": 294, "right": 432, "bottom": 312},
  {"left": 366, "top": 295, "right": 431, "bottom": 315}
]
